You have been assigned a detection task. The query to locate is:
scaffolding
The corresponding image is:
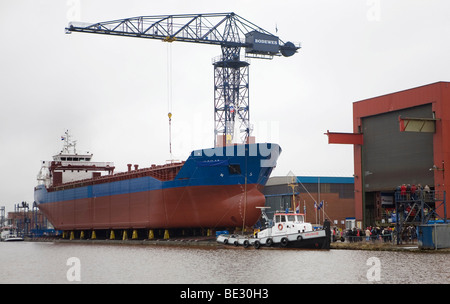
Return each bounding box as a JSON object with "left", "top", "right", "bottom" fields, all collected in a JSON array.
[
  {"left": 394, "top": 190, "right": 447, "bottom": 244},
  {"left": 8, "top": 202, "right": 56, "bottom": 237},
  {"left": 0, "top": 206, "right": 5, "bottom": 227}
]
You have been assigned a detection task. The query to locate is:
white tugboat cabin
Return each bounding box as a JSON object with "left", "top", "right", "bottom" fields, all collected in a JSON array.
[{"left": 257, "top": 212, "right": 312, "bottom": 240}]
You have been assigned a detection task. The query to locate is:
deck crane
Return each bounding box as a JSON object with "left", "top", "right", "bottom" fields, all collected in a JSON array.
[{"left": 65, "top": 12, "right": 300, "bottom": 147}]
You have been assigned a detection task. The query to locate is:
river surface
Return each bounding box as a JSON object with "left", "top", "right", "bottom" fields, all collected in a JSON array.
[{"left": 1, "top": 241, "right": 449, "bottom": 284}]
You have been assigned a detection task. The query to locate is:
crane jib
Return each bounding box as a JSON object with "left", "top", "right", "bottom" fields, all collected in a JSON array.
[
  {"left": 65, "top": 13, "right": 300, "bottom": 57},
  {"left": 65, "top": 13, "right": 300, "bottom": 146}
]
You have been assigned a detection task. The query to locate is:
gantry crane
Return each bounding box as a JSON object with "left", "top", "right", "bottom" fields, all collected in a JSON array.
[{"left": 65, "top": 12, "right": 300, "bottom": 147}]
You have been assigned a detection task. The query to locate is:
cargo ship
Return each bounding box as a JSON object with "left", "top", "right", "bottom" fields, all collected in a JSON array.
[{"left": 34, "top": 131, "right": 281, "bottom": 235}]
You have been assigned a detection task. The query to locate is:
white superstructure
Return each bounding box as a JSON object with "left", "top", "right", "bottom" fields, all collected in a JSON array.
[{"left": 37, "top": 130, "right": 115, "bottom": 188}]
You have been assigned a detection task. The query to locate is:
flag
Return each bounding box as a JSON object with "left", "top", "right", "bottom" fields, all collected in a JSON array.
[
  {"left": 314, "top": 202, "right": 317, "bottom": 209},
  {"left": 317, "top": 200, "right": 324, "bottom": 210},
  {"left": 295, "top": 204, "right": 300, "bottom": 213},
  {"left": 61, "top": 136, "right": 65, "bottom": 141}
]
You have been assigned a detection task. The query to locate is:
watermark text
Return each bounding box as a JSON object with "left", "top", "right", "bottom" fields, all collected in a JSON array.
[
  {"left": 366, "top": 257, "right": 381, "bottom": 282},
  {"left": 66, "top": 257, "right": 81, "bottom": 282}
]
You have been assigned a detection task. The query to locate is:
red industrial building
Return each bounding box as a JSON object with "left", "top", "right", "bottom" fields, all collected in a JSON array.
[{"left": 327, "top": 81, "right": 449, "bottom": 228}]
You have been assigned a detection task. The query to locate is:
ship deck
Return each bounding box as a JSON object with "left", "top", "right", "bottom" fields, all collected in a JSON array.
[{"left": 48, "top": 161, "right": 185, "bottom": 192}]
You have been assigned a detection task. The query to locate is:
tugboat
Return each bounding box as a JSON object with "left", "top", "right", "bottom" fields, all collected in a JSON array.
[{"left": 217, "top": 208, "right": 331, "bottom": 249}]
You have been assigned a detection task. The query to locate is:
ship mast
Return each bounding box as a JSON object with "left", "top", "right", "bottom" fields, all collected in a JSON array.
[{"left": 61, "top": 130, "right": 77, "bottom": 155}]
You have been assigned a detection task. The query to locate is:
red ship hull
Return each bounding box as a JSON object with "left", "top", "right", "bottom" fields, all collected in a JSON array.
[{"left": 38, "top": 183, "right": 265, "bottom": 231}]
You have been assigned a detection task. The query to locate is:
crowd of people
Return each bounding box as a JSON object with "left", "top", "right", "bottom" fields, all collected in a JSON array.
[
  {"left": 338, "top": 184, "right": 437, "bottom": 244},
  {"left": 395, "top": 184, "right": 433, "bottom": 201},
  {"left": 343, "top": 225, "right": 418, "bottom": 243},
  {"left": 344, "top": 226, "right": 394, "bottom": 243},
  {"left": 393, "top": 183, "right": 438, "bottom": 225}
]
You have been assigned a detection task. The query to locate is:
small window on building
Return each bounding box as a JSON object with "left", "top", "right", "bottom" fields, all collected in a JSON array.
[{"left": 228, "top": 164, "right": 241, "bottom": 175}]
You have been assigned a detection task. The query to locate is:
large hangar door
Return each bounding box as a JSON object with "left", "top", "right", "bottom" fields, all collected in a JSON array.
[{"left": 362, "top": 104, "right": 434, "bottom": 192}]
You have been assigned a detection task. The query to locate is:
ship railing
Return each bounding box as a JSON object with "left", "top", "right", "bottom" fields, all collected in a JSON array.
[
  {"left": 59, "top": 161, "right": 115, "bottom": 167},
  {"left": 49, "top": 161, "right": 185, "bottom": 191},
  {"left": 395, "top": 189, "right": 444, "bottom": 203}
]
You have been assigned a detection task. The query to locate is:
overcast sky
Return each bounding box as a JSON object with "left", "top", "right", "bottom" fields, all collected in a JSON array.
[{"left": 1, "top": 0, "right": 449, "bottom": 212}]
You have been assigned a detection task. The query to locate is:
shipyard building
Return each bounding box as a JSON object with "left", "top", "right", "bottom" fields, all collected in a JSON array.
[
  {"left": 327, "top": 81, "right": 450, "bottom": 228},
  {"left": 263, "top": 176, "right": 355, "bottom": 229}
]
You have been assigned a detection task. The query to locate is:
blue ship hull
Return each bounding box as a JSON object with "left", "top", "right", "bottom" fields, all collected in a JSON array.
[{"left": 34, "top": 143, "right": 281, "bottom": 230}]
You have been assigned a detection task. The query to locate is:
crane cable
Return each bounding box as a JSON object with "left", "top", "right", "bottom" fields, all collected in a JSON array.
[{"left": 167, "top": 43, "right": 173, "bottom": 161}]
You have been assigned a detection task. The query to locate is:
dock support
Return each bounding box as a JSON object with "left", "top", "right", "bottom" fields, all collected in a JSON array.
[
  {"left": 91, "top": 230, "right": 96, "bottom": 240},
  {"left": 164, "top": 229, "right": 170, "bottom": 240},
  {"left": 80, "top": 231, "right": 84, "bottom": 240},
  {"left": 70, "top": 231, "right": 75, "bottom": 240},
  {"left": 110, "top": 230, "right": 115, "bottom": 240},
  {"left": 122, "top": 230, "right": 128, "bottom": 240},
  {"left": 132, "top": 229, "right": 138, "bottom": 240},
  {"left": 148, "top": 229, "right": 154, "bottom": 240}
]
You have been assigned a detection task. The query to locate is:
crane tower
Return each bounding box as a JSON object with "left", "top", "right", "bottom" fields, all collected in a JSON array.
[{"left": 65, "top": 12, "right": 300, "bottom": 147}]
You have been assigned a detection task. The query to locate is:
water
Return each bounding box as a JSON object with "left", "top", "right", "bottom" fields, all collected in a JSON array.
[{"left": 1, "top": 241, "right": 449, "bottom": 284}]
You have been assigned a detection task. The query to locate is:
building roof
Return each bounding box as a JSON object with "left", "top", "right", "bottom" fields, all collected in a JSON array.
[
  {"left": 354, "top": 81, "right": 450, "bottom": 105},
  {"left": 266, "top": 176, "right": 354, "bottom": 186}
]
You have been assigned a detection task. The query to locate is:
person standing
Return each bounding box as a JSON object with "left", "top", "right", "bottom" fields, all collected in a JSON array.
[
  {"left": 417, "top": 184, "right": 423, "bottom": 200},
  {"left": 365, "top": 227, "right": 371, "bottom": 241},
  {"left": 401, "top": 184, "right": 407, "bottom": 200},
  {"left": 395, "top": 185, "right": 401, "bottom": 202},
  {"left": 424, "top": 185, "right": 431, "bottom": 201},
  {"left": 411, "top": 184, "right": 417, "bottom": 200}
]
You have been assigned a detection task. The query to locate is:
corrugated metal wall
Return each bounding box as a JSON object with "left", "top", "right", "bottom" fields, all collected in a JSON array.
[{"left": 362, "top": 104, "right": 434, "bottom": 192}]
